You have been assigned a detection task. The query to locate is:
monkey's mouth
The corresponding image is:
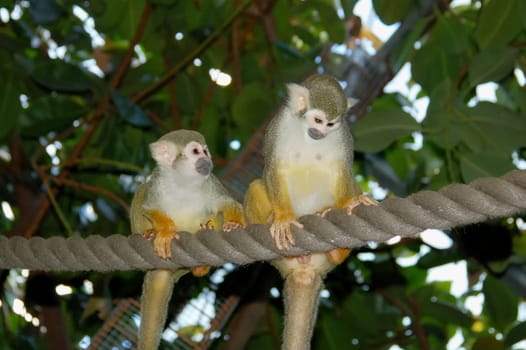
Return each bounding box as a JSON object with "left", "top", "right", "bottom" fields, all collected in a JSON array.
[
  {"left": 308, "top": 128, "right": 325, "bottom": 140},
  {"left": 195, "top": 158, "right": 213, "bottom": 176}
]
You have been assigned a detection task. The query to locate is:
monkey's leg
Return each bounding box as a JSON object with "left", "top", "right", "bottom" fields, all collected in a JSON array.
[
  {"left": 244, "top": 179, "right": 272, "bottom": 224},
  {"left": 138, "top": 269, "right": 188, "bottom": 350}
]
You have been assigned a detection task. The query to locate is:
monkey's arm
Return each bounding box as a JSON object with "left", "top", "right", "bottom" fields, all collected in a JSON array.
[
  {"left": 144, "top": 209, "right": 179, "bottom": 259},
  {"left": 337, "top": 174, "right": 377, "bottom": 214},
  {"left": 208, "top": 175, "right": 246, "bottom": 231},
  {"left": 130, "top": 183, "right": 150, "bottom": 235},
  {"left": 318, "top": 161, "right": 375, "bottom": 264},
  {"left": 130, "top": 182, "right": 179, "bottom": 259},
  {"left": 265, "top": 162, "right": 304, "bottom": 250}
]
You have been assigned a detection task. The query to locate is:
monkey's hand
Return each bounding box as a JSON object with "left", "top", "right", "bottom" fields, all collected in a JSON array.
[
  {"left": 223, "top": 220, "right": 244, "bottom": 232},
  {"left": 317, "top": 206, "right": 334, "bottom": 217},
  {"left": 147, "top": 209, "right": 179, "bottom": 259},
  {"left": 343, "top": 194, "right": 378, "bottom": 215},
  {"left": 200, "top": 220, "right": 215, "bottom": 230},
  {"left": 270, "top": 213, "right": 304, "bottom": 250}
]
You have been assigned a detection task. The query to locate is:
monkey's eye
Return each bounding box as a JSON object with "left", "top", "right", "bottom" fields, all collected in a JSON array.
[
  {"left": 192, "top": 148, "right": 200, "bottom": 155},
  {"left": 203, "top": 149, "right": 209, "bottom": 156},
  {"left": 327, "top": 122, "right": 335, "bottom": 127},
  {"left": 314, "top": 117, "right": 323, "bottom": 124}
]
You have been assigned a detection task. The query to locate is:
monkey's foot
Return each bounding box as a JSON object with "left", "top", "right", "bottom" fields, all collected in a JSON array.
[
  {"left": 191, "top": 265, "right": 211, "bottom": 277},
  {"left": 223, "top": 221, "right": 244, "bottom": 232},
  {"left": 153, "top": 230, "right": 179, "bottom": 259},
  {"left": 270, "top": 218, "right": 303, "bottom": 250},
  {"left": 344, "top": 194, "right": 378, "bottom": 215},
  {"left": 325, "top": 248, "right": 351, "bottom": 265}
]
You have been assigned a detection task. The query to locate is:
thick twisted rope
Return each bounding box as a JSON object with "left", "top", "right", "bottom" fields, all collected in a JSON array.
[{"left": 1, "top": 170, "right": 525, "bottom": 272}]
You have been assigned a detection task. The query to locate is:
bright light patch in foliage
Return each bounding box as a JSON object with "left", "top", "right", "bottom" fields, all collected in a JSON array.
[
  {"left": 56, "top": 284, "right": 73, "bottom": 296},
  {"left": 1, "top": 201, "right": 14, "bottom": 221},
  {"left": 209, "top": 69, "right": 232, "bottom": 87}
]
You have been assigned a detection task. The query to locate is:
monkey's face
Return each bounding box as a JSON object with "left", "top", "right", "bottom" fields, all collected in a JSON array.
[
  {"left": 303, "top": 109, "right": 341, "bottom": 140},
  {"left": 176, "top": 141, "right": 213, "bottom": 177}
]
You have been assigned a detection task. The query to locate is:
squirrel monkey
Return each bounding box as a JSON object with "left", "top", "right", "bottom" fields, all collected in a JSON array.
[
  {"left": 244, "top": 74, "right": 377, "bottom": 349},
  {"left": 130, "top": 129, "right": 245, "bottom": 350}
]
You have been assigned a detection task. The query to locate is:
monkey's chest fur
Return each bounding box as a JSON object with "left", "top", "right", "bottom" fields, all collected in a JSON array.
[
  {"left": 146, "top": 176, "right": 212, "bottom": 233},
  {"left": 275, "top": 130, "right": 347, "bottom": 217}
]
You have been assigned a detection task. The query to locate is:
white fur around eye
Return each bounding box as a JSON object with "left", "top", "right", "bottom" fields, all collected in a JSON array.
[
  {"left": 305, "top": 109, "right": 327, "bottom": 124},
  {"left": 184, "top": 141, "right": 204, "bottom": 158}
]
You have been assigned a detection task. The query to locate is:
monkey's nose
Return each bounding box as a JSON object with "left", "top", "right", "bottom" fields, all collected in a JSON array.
[
  {"left": 308, "top": 128, "right": 325, "bottom": 140},
  {"left": 196, "top": 158, "right": 213, "bottom": 176}
]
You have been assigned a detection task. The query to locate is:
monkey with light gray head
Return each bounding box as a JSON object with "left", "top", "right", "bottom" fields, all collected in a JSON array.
[
  {"left": 130, "top": 129, "right": 245, "bottom": 350},
  {"left": 244, "top": 74, "right": 377, "bottom": 350}
]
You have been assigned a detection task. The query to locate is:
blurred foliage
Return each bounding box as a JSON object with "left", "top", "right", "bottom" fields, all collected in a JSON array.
[{"left": 0, "top": 0, "right": 525, "bottom": 349}]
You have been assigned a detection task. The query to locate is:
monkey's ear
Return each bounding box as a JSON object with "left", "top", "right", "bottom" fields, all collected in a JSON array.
[
  {"left": 287, "top": 83, "right": 310, "bottom": 111},
  {"left": 347, "top": 97, "right": 359, "bottom": 108},
  {"left": 150, "top": 140, "right": 178, "bottom": 167}
]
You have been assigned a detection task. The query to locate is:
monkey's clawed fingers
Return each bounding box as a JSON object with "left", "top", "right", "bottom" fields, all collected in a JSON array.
[
  {"left": 153, "top": 230, "right": 179, "bottom": 259},
  {"left": 223, "top": 221, "right": 244, "bottom": 232},
  {"left": 345, "top": 194, "right": 378, "bottom": 215},
  {"left": 317, "top": 207, "right": 333, "bottom": 217},
  {"left": 270, "top": 219, "right": 303, "bottom": 250},
  {"left": 200, "top": 220, "right": 215, "bottom": 230},
  {"left": 143, "top": 229, "right": 157, "bottom": 240}
]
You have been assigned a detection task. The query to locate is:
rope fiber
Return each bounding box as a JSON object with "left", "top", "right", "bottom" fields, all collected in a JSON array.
[{"left": 1, "top": 170, "right": 525, "bottom": 272}]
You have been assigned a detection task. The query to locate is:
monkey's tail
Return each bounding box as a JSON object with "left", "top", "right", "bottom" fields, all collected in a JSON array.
[
  {"left": 138, "top": 269, "right": 188, "bottom": 350},
  {"left": 282, "top": 269, "right": 324, "bottom": 350}
]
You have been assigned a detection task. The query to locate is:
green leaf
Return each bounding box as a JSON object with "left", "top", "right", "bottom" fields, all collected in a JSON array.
[
  {"left": 174, "top": 73, "right": 201, "bottom": 116},
  {"left": 340, "top": 0, "right": 358, "bottom": 19},
  {"left": 29, "top": 0, "right": 62, "bottom": 25},
  {"left": 150, "top": 0, "right": 177, "bottom": 5},
  {"left": 20, "top": 95, "right": 87, "bottom": 136},
  {"left": 342, "top": 292, "right": 384, "bottom": 338},
  {"left": 460, "top": 102, "right": 526, "bottom": 153},
  {"left": 432, "top": 14, "right": 470, "bottom": 54},
  {"left": 232, "top": 83, "right": 274, "bottom": 132},
  {"left": 110, "top": 90, "right": 151, "bottom": 127},
  {"left": 0, "top": 73, "right": 22, "bottom": 142},
  {"left": 520, "top": 0, "right": 526, "bottom": 29},
  {"left": 411, "top": 43, "right": 465, "bottom": 93},
  {"left": 93, "top": 0, "right": 147, "bottom": 40},
  {"left": 353, "top": 108, "right": 420, "bottom": 153},
  {"left": 468, "top": 46, "right": 518, "bottom": 87},
  {"left": 473, "top": 335, "right": 504, "bottom": 350},
  {"left": 32, "top": 61, "right": 94, "bottom": 92},
  {"left": 422, "top": 80, "right": 458, "bottom": 148},
  {"left": 475, "top": 0, "right": 522, "bottom": 49},
  {"left": 391, "top": 18, "right": 427, "bottom": 72},
  {"left": 372, "top": 0, "right": 414, "bottom": 25},
  {"left": 505, "top": 321, "right": 526, "bottom": 347},
  {"left": 459, "top": 152, "right": 514, "bottom": 183},
  {"left": 483, "top": 275, "right": 518, "bottom": 331},
  {"left": 424, "top": 83, "right": 526, "bottom": 154},
  {"left": 421, "top": 300, "right": 474, "bottom": 328},
  {"left": 417, "top": 250, "right": 463, "bottom": 269},
  {"left": 316, "top": 311, "right": 356, "bottom": 349},
  {"left": 315, "top": 2, "right": 346, "bottom": 43}
]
